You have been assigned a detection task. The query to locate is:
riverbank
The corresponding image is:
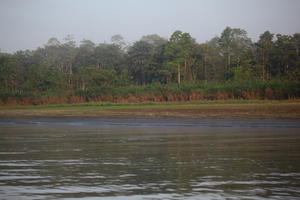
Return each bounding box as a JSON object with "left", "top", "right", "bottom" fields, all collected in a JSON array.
[{"left": 1, "top": 100, "right": 300, "bottom": 119}]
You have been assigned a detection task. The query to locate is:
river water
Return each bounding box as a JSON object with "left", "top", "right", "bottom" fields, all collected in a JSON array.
[{"left": 0, "top": 118, "right": 300, "bottom": 200}]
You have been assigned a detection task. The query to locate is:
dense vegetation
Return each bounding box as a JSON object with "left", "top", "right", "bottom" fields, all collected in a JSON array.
[{"left": 0, "top": 27, "right": 300, "bottom": 105}]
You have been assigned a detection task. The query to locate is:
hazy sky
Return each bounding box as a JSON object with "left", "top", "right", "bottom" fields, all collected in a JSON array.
[{"left": 1, "top": 0, "right": 300, "bottom": 53}]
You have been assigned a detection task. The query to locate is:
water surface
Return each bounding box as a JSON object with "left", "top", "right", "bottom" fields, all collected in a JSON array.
[{"left": 0, "top": 118, "right": 300, "bottom": 200}]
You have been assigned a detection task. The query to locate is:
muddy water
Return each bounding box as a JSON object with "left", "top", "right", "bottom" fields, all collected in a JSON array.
[{"left": 0, "top": 118, "right": 300, "bottom": 200}]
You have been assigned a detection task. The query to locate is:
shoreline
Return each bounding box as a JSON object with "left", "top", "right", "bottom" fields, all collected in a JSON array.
[{"left": 1, "top": 102, "right": 300, "bottom": 119}]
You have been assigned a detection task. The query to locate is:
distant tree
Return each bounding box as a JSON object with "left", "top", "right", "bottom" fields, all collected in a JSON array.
[
  {"left": 94, "top": 43, "right": 125, "bottom": 72},
  {"left": 46, "top": 37, "right": 61, "bottom": 47},
  {"left": 111, "top": 34, "right": 127, "bottom": 50},
  {"left": 293, "top": 33, "right": 300, "bottom": 56},
  {"left": 0, "top": 54, "right": 21, "bottom": 93},
  {"left": 218, "top": 27, "right": 252, "bottom": 79},
  {"left": 77, "top": 66, "right": 117, "bottom": 89},
  {"left": 204, "top": 37, "right": 224, "bottom": 81},
  {"left": 74, "top": 39, "right": 96, "bottom": 71},
  {"left": 164, "top": 30, "right": 196, "bottom": 84},
  {"left": 127, "top": 40, "right": 154, "bottom": 85},
  {"left": 140, "top": 34, "right": 167, "bottom": 48},
  {"left": 290, "top": 33, "right": 300, "bottom": 80},
  {"left": 256, "top": 31, "right": 274, "bottom": 80},
  {"left": 80, "top": 39, "right": 95, "bottom": 50},
  {"left": 138, "top": 34, "right": 167, "bottom": 83},
  {"left": 272, "top": 34, "right": 293, "bottom": 77}
]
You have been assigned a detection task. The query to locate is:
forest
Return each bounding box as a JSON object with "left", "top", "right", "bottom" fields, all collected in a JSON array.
[{"left": 0, "top": 27, "right": 300, "bottom": 105}]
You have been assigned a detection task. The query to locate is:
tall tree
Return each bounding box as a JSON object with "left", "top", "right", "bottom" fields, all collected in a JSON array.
[
  {"left": 94, "top": 43, "right": 125, "bottom": 72},
  {"left": 218, "top": 27, "right": 252, "bottom": 79},
  {"left": 111, "top": 34, "right": 127, "bottom": 50},
  {"left": 74, "top": 39, "right": 96, "bottom": 71},
  {"left": 164, "top": 30, "right": 196, "bottom": 84},
  {"left": 0, "top": 54, "right": 21, "bottom": 93},
  {"left": 272, "top": 34, "right": 294, "bottom": 77},
  {"left": 256, "top": 31, "right": 274, "bottom": 80},
  {"left": 292, "top": 33, "right": 300, "bottom": 66},
  {"left": 127, "top": 41, "right": 154, "bottom": 85}
]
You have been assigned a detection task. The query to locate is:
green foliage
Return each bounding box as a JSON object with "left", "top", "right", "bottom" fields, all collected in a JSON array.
[
  {"left": 0, "top": 28, "right": 299, "bottom": 105},
  {"left": 232, "top": 66, "right": 255, "bottom": 81}
]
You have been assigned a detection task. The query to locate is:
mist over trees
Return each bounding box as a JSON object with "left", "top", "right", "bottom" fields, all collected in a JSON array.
[{"left": 0, "top": 27, "right": 299, "bottom": 104}]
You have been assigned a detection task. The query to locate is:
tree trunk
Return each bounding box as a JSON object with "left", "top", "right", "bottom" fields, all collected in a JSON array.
[
  {"left": 203, "top": 55, "right": 207, "bottom": 82},
  {"left": 184, "top": 59, "right": 187, "bottom": 82},
  {"left": 68, "top": 62, "right": 73, "bottom": 88},
  {"left": 268, "top": 62, "right": 273, "bottom": 80},
  {"left": 227, "top": 47, "right": 231, "bottom": 70},
  {"left": 190, "top": 60, "right": 195, "bottom": 82},
  {"left": 177, "top": 64, "right": 181, "bottom": 85},
  {"left": 81, "top": 79, "right": 86, "bottom": 90},
  {"left": 262, "top": 50, "right": 265, "bottom": 81},
  {"left": 60, "top": 63, "right": 64, "bottom": 72},
  {"left": 69, "top": 62, "right": 73, "bottom": 75}
]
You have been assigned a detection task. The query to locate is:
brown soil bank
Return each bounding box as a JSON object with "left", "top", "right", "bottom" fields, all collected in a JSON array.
[
  {"left": 1, "top": 104, "right": 300, "bottom": 119},
  {"left": 1, "top": 89, "right": 299, "bottom": 106}
]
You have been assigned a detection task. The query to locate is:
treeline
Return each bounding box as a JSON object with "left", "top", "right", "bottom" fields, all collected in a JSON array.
[{"left": 0, "top": 27, "right": 300, "bottom": 105}]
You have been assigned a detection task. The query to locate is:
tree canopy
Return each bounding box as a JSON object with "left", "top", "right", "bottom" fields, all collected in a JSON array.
[{"left": 0, "top": 27, "right": 299, "bottom": 103}]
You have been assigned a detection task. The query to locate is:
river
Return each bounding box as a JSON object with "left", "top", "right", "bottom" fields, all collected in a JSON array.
[{"left": 0, "top": 118, "right": 300, "bottom": 200}]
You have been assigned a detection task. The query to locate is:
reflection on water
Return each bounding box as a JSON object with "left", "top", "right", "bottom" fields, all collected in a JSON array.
[{"left": 0, "top": 118, "right": 300, "bottom": 200}]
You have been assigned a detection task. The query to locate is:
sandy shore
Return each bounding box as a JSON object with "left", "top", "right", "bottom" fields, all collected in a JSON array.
[{"left": 1, "top": 104, "right": 300, "bottom": 119}]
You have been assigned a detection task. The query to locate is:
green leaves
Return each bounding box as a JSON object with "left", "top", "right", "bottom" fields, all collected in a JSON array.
[{"left": 0, "top": 29, "right": 299, "bottom": 104}]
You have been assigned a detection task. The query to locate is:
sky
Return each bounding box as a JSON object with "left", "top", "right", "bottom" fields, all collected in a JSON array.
[{"left": 1, "top": 0, "right": 300, "bottom": 53}]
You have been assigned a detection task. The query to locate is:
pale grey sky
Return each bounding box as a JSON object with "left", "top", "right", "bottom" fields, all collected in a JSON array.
[{"left": 1, "top": 0, "right": 300, "bottom": 53}]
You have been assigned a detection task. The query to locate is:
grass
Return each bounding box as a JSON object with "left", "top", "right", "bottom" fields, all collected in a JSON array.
[{"left": 1, "top": 99, "right": 299, "bottom": 110}]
